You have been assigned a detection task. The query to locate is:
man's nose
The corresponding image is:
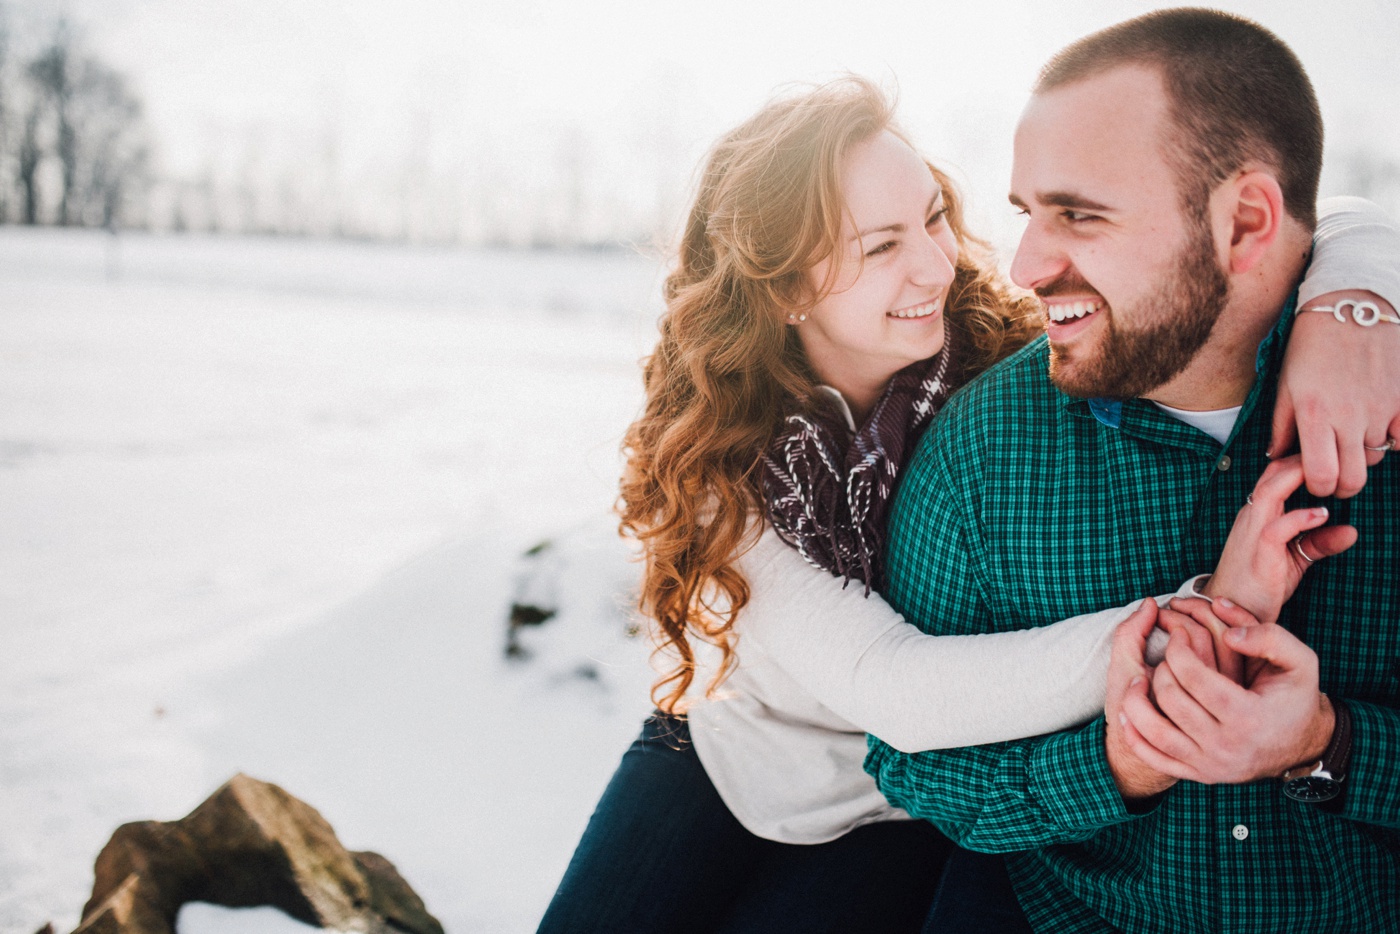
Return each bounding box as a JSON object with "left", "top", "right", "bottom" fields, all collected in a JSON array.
[{"left": 1010, "top": 220, "right": 1067, "bottom": 291}]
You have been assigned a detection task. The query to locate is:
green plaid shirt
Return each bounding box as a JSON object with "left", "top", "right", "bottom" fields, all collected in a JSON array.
[{"left": 867, "top": 302, "right": 1400, "bottom": 933}]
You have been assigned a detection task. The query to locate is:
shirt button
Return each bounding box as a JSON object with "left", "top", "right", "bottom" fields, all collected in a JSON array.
[
  {"left": 1217, "top": 455, "right": 1232, "bottom": 472},
  {"left": 1232, "top": 824, "right": 1249, "bottom": 841}
]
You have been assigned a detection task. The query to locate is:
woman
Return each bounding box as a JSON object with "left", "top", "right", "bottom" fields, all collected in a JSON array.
[{"left": 538, "top": 77, "right": 1400, "bottom": 933}]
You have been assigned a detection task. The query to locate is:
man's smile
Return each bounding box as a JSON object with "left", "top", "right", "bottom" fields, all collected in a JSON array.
[{"left": 1045, "top": 299, "right": 1102, "bottom": 323}]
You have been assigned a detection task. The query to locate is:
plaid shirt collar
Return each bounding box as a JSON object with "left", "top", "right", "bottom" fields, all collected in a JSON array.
[{"left": 1060, "top": 293, "right": 1297, "bottom": 454}]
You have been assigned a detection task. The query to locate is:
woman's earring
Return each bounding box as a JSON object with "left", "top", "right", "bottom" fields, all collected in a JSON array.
[{"left": 787, "top": 313, "right": 808, "bottom": 325}]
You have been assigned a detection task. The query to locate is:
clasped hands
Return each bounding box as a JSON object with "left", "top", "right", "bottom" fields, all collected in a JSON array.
[{"left": 1104, "top": 456, "right": 1354, "bottom": 800}]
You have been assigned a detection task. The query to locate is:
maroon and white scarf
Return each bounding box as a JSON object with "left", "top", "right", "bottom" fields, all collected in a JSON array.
[{"left": 761, "top": 340, "right": 953, "bottom": 592}]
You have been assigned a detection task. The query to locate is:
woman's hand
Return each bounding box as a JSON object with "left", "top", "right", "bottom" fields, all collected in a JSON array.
[
  {"left": 1273, "top": 290, "right": 1400, "bottom": 497},
  {"left": 1205, "top": 455, "right": 1357, "bottom": 623}
]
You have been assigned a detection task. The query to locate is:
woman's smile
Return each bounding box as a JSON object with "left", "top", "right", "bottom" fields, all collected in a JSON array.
[{"left": 888, "top": 299, "right": 943, "bottom": 320}]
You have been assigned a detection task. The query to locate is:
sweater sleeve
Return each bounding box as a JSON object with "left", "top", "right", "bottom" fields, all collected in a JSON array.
[
  {"left": 735, "top": 527, "right": 1195, "bottom": 753},
  {"left": 1299, "top": 196, "right": 1400, "bottom": 309}
]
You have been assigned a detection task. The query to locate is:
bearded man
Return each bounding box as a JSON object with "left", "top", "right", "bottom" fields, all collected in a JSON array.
[{"left": 867, "top": 9, "right": 1400, "bottom": 933}]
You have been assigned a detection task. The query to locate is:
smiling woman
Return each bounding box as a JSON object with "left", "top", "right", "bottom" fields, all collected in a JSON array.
[
  {"left": 794, "top": 130, "right": 960, "bottom": 421},
  {"left": 537, "top": 77, "right": 1044, "bottom": 933}
]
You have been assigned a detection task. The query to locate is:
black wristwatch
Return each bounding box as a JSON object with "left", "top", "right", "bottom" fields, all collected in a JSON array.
[{"left": 1281, "top": 697, "right": 1351, "bottom": 804}]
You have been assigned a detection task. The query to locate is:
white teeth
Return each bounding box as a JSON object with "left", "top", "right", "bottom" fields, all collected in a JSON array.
[
  {"left": 1047, "top": 300, "right": 1103, "bottom": 323},
  {"left": 888, "top": 301, "right": 939, "bottom": 319}
]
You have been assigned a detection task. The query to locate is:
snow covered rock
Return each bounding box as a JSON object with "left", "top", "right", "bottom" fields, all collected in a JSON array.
[{"left": 72, "top": 774, "right": 442, "bottom": 934}]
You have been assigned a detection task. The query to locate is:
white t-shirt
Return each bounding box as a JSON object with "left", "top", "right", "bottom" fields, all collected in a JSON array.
[{"left": 1151, "top": 402, "right": 1241, "bottom": 445}]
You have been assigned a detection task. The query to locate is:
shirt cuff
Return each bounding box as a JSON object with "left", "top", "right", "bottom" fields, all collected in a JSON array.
[
  {"left": 1338, "top": 698, "right": 1400, "bottom": 827},
  {"left": 1026, "top": 717, "right": 1152, "bottom": 834}
]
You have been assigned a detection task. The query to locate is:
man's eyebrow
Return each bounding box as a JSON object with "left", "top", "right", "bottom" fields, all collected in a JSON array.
[
  {"left": 852, "top": 189, "right": 943, "bottom": 240},
  {"left": 1008, "top": 190, "right": 1113, "bottom": 212}
]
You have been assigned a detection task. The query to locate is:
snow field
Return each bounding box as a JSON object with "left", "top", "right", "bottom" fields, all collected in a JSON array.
[{"left": 0, "top": 229, "right": 667, "bottom": 933}]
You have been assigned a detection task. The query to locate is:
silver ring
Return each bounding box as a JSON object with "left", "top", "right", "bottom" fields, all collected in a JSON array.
[
  {"left": 1364, "top": 438, "right": 1396, "bottom": 453},
  {"left": 1292, "top": 536, "right": 1316, "bottom": 566},
  {"left": 1245, "top": 493, "right": 1255, "bottom": 506}
]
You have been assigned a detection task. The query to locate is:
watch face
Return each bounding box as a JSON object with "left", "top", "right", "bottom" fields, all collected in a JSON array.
[{"left": 1284, "top": 775, "right": 1342, "bottom": 803}]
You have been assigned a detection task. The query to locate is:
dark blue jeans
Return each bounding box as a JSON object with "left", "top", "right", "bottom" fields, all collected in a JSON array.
[
  {"left": 923, "top": 849, "right": 1034, "bottom": 934},
  {"left": 537, "top": 714, "right": 953, "bottom": 933}
]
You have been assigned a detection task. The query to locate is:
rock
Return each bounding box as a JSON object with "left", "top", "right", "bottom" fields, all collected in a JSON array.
[
  {"left": 505, "top": 538, "right": 562, "bottom": 659},
  {"left": 73, "top": 774, "right": 443, "bottom": 934}
]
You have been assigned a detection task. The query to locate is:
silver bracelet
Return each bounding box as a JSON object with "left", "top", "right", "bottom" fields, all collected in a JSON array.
[{"left": 1298, "top": 298, "right": 1400, "bottom": 327}]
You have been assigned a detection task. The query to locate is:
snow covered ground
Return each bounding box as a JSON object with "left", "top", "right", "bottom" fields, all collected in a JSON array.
[{"left": 0, "top": 228, "right": 670, "bottom": 933}]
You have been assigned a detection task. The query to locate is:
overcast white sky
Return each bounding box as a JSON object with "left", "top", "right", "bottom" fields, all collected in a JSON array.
[{"left": 12, "top": 0, "right": 1400, "bottom": 245}]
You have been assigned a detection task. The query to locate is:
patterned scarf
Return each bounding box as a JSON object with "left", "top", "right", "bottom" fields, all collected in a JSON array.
[{"left": 761, "top": 338, "right": 954, "bottom": 592}]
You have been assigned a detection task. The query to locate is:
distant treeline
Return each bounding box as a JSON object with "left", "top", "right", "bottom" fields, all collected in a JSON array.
[
  {"left": 0, "top": 9, "right": 685, "bottom": 247},
  {"left": 3, "top": 9, "right": 1395, "bottom": 247}
]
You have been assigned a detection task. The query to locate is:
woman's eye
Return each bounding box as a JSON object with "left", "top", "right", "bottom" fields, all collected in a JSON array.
[
  {"left": 865, "top": 241, "right": 896, "bottom": 257},
  {"left": 926, "top": 208, "right": 948, "bottom": 227}
]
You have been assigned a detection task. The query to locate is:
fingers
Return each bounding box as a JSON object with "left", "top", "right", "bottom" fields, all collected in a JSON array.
[
  {"left": 1110, "top": 598, "right": 1158, "bottom": 667},
  {"left": 1120, "top": 714, "right": 1200, "bottom": 783},
  {"left": 1151, "top": 654, "right": 1220, "bottom": 740},
  {"left": 1159, "top": 628, "right": 1242, "bottom": 716},
  {"left": 1223, "top": 622, "right": 1318, "bottom": 676},
  {"left": 1247, "top": 455, "right": 1305, "bottom": 511},
  {"left": 1119, "top": 679, "right": 1203, "bottom": 782},
  {"left": 1122, "top": 597, "right": 1159, "bottom": 640},
  {"left": 1334, "top": 430, "right": 1369, "bottom": 499},
  {"left": 1269, "top": 505, "right": 1332, "bottom": 545},
  {"left": 1108, "top": 599, "right": 1160, "bottom": 702},
  {"left": 1296, "top": 412, "right": 1341, "bottom": 498},
  {"left": 1156, "top": 606, "right": 1218, "bottom": 669},
  {"left": 1162, "top": 598, "right": 1228, "bottom": 643},
  {"left": 1268, "top": 386, "right": 1298, "bottom": 461},
  {"left": 1300, "top": 524, "right": 1358, "bottom": 561},
  {"left": 1363, "top": 432, "right": 1389, "bottom": 468},
  {"left": 1164, "top": 598, "right": 1245, "bottom": 684},
  {"left": 1201, "top": 597, "right": 1261, "bottom": 630}
]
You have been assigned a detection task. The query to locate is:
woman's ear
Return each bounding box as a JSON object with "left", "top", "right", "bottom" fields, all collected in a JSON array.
[{"left": 1222, "top": 169, "right": 1285, "bottom": 275}]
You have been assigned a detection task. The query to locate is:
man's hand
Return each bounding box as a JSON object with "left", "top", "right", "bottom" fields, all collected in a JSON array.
[
  {"left": 1105, "top": 600, "right": 1178, "bottom": 800},
  {"left": 1206, "top": 455, "right": 1357, "bottom": 623},
  {"left": 1119, "top": 610, "right": 1334, "bottom": 784},
  {"left": 1272, "top": 290, "right": 1400, "bottom": 497},
  {"left": 1159, "top": 595, "right": 1258, "bottom": 686}
]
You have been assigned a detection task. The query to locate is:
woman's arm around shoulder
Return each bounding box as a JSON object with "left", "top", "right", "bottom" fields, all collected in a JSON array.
[{"left": 1276, "top": 196, "right": 1400, "bottom": 497}]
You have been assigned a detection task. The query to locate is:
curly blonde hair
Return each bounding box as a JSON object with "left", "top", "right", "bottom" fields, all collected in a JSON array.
[{"left": 620, "top": 76, "right": 1040, "bottom": 713}]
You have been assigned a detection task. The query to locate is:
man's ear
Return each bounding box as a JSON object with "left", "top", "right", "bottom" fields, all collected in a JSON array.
[{"left": 1222, "top": 170, "right": 1285, "bottom": 275}]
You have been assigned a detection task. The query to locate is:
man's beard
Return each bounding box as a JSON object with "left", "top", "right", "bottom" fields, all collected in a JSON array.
[{"left": 1047, "top": 222, "right": 1230, "bottom": 400}]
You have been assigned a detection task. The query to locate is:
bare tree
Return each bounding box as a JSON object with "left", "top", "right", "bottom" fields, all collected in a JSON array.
[
  {"left": 17, "top": 102, "right": 39, "bottom": 223},
  {"left": 71, "top": 61, "right": 149, "bottom": 227},
  {"left": 22, "top": 20, "right": 149, "bottom": 228},
  {"left": 0, "top": 5, "right": 11, "bottom": 222},
  {"left": 26, "top": 21, "right": 77, "bottom": 223}
]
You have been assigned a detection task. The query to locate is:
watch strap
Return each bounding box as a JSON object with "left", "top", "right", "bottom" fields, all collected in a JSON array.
[
  {"left": 1324, "top": 697, "right": 1352, "bottom": 781},
  {"left": 1281, "top": 696, "right": 1351, "bottom": 783}
]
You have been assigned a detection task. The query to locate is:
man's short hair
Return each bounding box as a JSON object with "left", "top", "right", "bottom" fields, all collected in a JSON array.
[{"left": 1036, "top": 7, "right": 1322, "bottom": 228}]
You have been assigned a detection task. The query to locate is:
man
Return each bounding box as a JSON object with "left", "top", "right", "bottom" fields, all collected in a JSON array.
[{"left": 865, "top": 9, "right": 1400, "bottom": 933}]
